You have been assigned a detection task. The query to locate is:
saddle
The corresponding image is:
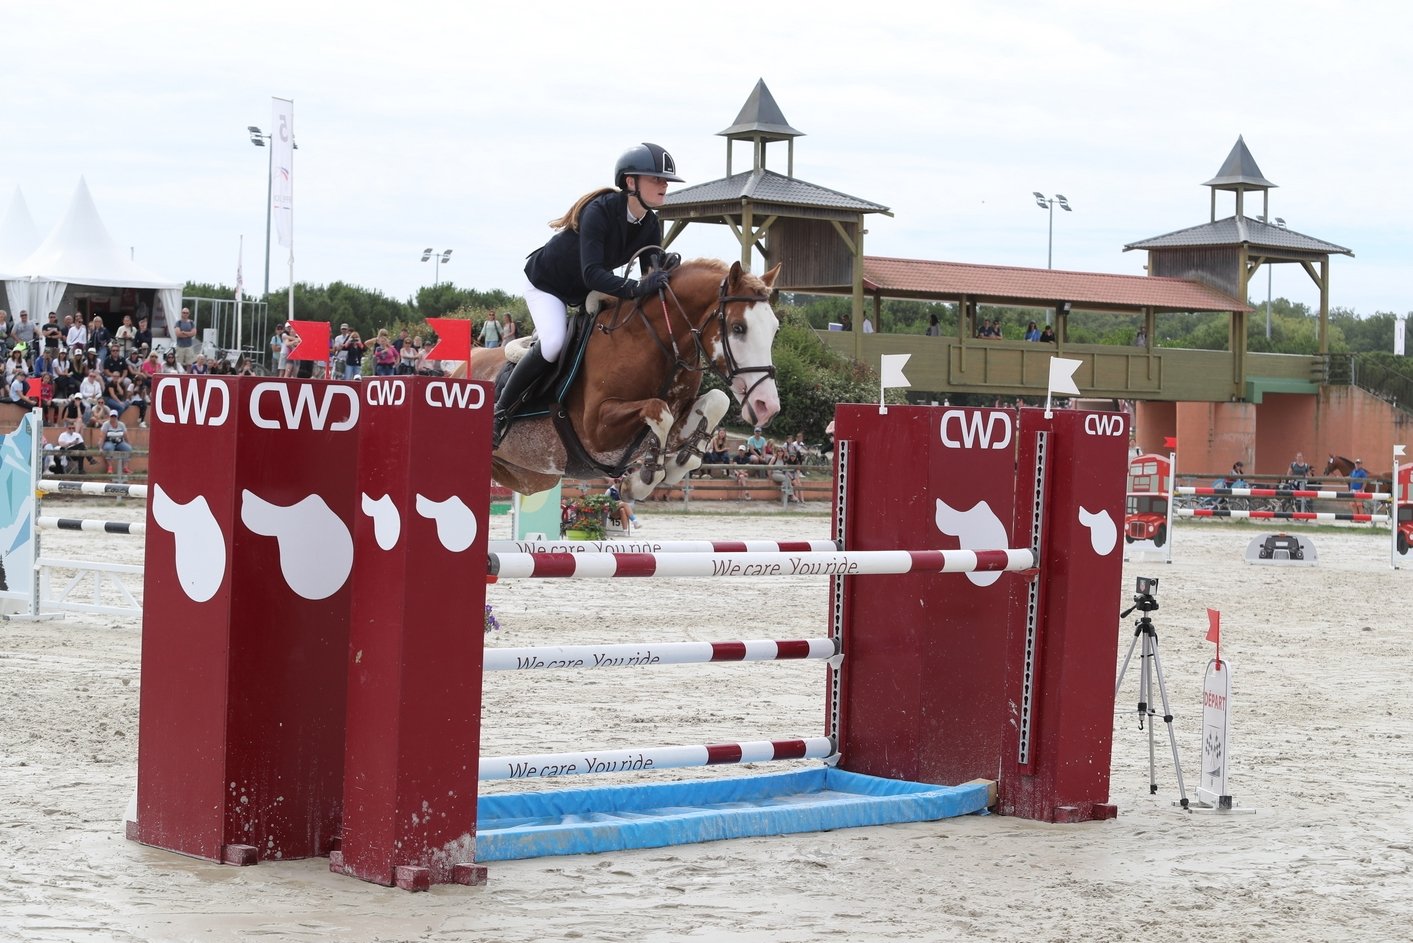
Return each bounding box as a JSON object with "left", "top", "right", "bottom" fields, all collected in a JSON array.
[{"left": 493, "top": 297, "right": 652, "bottom": 478}]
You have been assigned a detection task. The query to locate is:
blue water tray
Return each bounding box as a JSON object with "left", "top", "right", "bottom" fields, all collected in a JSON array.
[{"left": 476, "top": 766, "right": 990, "bottom": 862}]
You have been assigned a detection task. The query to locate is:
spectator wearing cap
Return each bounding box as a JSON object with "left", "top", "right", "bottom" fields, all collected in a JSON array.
[
  {"left": 1349, "top": 457, "right": 1370, "bottom": 513},
  {"left": 745, "top": 426, "right": 768, "bottom": 464},
  {"left": 173, "top": 308, "right": 198, "bottom": 368},
  {"left": 10, "top": 309, "right": 37, "bottom": 349},
  {"left": 331, "top": 323, "right": 352, "bottom": 375},
  {"left": 732, "top": 443, "right": 755, "bottom": 493}
]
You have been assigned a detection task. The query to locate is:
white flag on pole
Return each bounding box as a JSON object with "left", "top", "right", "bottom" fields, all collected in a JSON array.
[
  {"left": 1044, "top": 356, "right": 1083, "bottom": 418},
  {"left": 235, "top": 236, "right": 244, "bottom": 305},
  {"left": 271, "top": 97, "right": 294, "bottom": 249},
  {"left": 1396, "top": 317, "right": 1406, "bottom": 356},
  {"left": 1047, "top": 357, "right": 1082, "bottom": 396},
  {"left": 878, "top": 353, "right": 910, "bottom": 414}
]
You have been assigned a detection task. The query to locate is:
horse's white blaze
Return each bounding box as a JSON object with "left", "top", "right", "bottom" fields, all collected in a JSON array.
[{"left": 720, "top": 300, "right": 781, "bottom": 427}]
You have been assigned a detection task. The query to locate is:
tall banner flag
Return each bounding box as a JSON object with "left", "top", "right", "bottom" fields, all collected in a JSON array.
[
  {"left": 272, "top": 97, "right": 294, "bottom": 250},
  {"left": 235, "top": 236, "right": 244, "bottom": 306}
]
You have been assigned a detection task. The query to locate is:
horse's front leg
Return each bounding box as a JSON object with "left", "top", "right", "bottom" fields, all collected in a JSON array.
[
  {"left": 596, "top": 397, "right": 676, "bottom": 499},
  {"left": 661, "top": 389, "right": 730, "bottom": 487}
]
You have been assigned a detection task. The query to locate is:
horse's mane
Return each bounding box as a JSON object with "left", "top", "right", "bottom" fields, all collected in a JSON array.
[{"left": 677, "top": 257, "right": 768, "bottom": 293}]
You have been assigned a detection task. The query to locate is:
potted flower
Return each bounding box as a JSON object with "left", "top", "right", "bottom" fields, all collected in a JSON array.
[{"left": 563, "top": 493, "right": 615, "bottom": 540}]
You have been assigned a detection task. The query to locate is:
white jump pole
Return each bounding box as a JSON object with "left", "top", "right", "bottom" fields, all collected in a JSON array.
[
  {"left": 479, "top": 736, "right": 837, "bottom": 782},
  {"left": 484, "top": 637, "right": 838, "bottom": 672}
]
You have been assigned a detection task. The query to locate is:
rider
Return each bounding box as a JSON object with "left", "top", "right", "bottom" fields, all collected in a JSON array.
[{"left": 492, "top": 142, "right": 685, "bottom": 447}]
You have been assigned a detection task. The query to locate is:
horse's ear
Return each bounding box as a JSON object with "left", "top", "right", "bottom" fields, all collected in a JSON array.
[
  {"left": 761, "top": 262, "right": 782, "bottom": 289},
  {"left": 728, "top": 260, "right": 744, "bottom": 286}
]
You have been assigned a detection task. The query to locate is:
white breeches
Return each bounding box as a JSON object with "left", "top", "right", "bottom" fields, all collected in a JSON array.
[{"left": 524, "top": 278, "right": 570, "bottom": 363}]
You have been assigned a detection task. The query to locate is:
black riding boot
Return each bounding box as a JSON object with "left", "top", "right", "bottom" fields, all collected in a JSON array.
[{"left": 492, "top": 343, "right": 553, "bottom": 448}]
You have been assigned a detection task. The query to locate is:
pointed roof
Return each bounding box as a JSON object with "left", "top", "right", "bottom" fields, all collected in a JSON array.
[
  {"left": 1124, "top": 215, "right": 1352, "bottom": 256},
  {"left": 0, "top": 187, "right": 41, "bottom": 277},
  {"left": 17, "top": 177, "right": 179, "bottom": 289},
  {"left": 717, "top": 79, "right": 803, "bottom": 140},
  {"left": 663, "top": 169, "right": 890, "bottom": 215},
  {"left": 1204, "top": 136, "right": 1277, "bottom": 190}
]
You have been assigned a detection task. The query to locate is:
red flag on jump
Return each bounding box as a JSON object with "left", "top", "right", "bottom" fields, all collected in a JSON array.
[
  {"left": 286, "top": 320, "right": 331, "bottom": 365},
  {"left": 26, "top": 377, "right": 42, "bottom": 400},
  {"left": 1163, "top": 436, "right": 1178, "bottom": 450},
  {"left": 1206, "top": 608, "right": 1222, "bottom": 668},
  {"left": 425, "top": 317, "right": 472, "bottom": 363}
]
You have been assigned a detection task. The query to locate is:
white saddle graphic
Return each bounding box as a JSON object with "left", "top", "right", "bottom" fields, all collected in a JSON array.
[
  {"left": 360, "top": 493, "right": 401, "bottom": 550},
  {"left": 934, "top": 497, "right": 1009, "bottom": 587},
  {"left": 240, "top": 490, "right": 353, "bottom": 600},
  {"left": 1078, "top": 506, "right": 1118, "bottom": 556},
  {"left": 150, "top": 484, "right": 226, "bottom": 603},
  {"left": 415, "top": 494, "right": 477, "bottom": 553}
]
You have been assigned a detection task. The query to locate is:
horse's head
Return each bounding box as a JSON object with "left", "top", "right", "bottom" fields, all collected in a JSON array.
[
  {"left": 1323, "top": 454, "right": 1349, "bottom": 477},
  {"left": 677, "top": 259, "right": 782, "bottom": 427}
]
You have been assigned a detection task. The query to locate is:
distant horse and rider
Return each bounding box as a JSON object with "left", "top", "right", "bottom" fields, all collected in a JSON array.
[{"left": 1323, "top": 454, "right": 1389, "bottom": 514}]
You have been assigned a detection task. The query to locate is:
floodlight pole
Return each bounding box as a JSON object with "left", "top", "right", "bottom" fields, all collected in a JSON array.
[
  {"left": 1033, "top": 192, "right": 1072, "bottom": 269},
  {"left": 421, "top": 248, "right": 454, "bottom": 287}
]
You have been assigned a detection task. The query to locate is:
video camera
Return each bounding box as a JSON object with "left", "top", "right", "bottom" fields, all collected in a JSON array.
[{"left": 1131, "top": 575, "right": 1159, "bottom": 612}]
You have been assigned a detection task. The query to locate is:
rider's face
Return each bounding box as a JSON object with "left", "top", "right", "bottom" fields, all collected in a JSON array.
[{"left": 630, "top": 175, "right": 670, "bottom": 208}]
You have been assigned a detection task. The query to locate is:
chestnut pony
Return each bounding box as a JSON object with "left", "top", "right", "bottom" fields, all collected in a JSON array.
[{"left": 466, "top": 258, "right": 782, "bottom": 499}]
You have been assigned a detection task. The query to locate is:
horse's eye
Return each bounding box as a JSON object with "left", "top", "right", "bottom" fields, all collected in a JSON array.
[{"left": 731, "top": 322, "right": 746, "bottom": 335}]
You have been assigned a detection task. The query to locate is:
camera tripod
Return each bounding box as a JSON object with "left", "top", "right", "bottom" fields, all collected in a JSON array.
[{"left": 1115, "top": 595, "right": 1189, "bottom": 808}]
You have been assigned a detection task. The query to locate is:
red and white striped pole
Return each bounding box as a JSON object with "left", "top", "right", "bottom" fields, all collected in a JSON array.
[
  {"left": 479, "top": 736, "right": 837, "bottom": 781},
  {"left": 1178, "top": 509, "right": 1388, "bottom": 523},
  {"left": 488, "top": 538, "right": 839, "bottom": 554},
  {"left": 484, "top": 637, "right": 839, "bottom": 672},
  {"left": 488, "top": 548, "right": 1035, "bottom": 580}
]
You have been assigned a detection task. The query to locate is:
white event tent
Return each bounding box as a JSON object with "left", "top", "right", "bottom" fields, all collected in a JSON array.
[
  {"left": 0, "top": 187, "right": 42, "bottom": 311},
  {"left": 2, "top": 177, "right": 181, "bottom": 334}
]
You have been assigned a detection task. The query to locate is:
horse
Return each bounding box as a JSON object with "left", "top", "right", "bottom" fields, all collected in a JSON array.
[
  {"left": 1322, "top": 454, "right": 1389, "bottom": 514},
  {"left": 466, "top": 258, "right": 782, "bottom": 500}
]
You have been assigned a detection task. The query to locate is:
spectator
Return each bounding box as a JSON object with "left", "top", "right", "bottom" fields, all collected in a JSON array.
[
  {"left": 3, "top": 348, "right": 27, "bottom": 386},
  {"left": 78, "top": 368, "right": 105, "bottom": 419},
  {"left": 925, "top": 314, "right": 941, "bottom": 337},
  {"left": 66, "top": 316, "right": 88, "bottom": 351},
  {"left": 331, "top": 323, "right": 352, "bottom": 375},
  {"left": 189, "top": 354, "right": 211, "bottom": 376},
  {"left": 1349, "top": 458, "right": 1370, "bottom": 514},
  {"left": 768, "top": 442, "right": 803, "bottom": 503},
  {"left": 128, "top": 372, "right": 150, "bottom": 427},
  {"left": 89, "top": 316, "right": 112, "bottom": 366},
  {"left": 840, "top": 313, "right": 852, "bottom": 332},
  {"left": 1039, "top": 324, "right": 1056, "bottom": 343},
  {"left": 1134, "top": 326, "right": 1148, "bottom": 348},
  {"left": 745, "top": 425, "right": 767, "bottom": 462},
  {"left": 103, "top": 369, "right": 132, "bottom": 420},
  {"left": 133, "top": 317, "right": 152, "bottom": 351},
  {"left": 342, "top": 330, "right": 366, "bottom": 380},
  {"left": 112, "top": 314, "right": 137, "bottom": 363},
  {"left": 605, "top": 478, "right": 640, "bottom": 532},
  {"left": 10, "top": 309, "right": 37, "bottom": 349},
  {"left": 1025, "top": 321, "right": 1041, "bottom": 341},
  {"left": 55, "top": 420, "right": 87, "bottom": 473},
  {"left": 7, "top": 373, "right": 37, "bottom": 409},
  {"left": 41, "top": 313, "right": 62, "bottom": 357},
  {"left": 160, "top": 351, "right": 183, "bottom": 375},
  {"left": 99, "top": 411, "right": 132, "bottom": 480},
  {"left": 371, "top": 329, "right": 397, "bottom": 376},
  {"left": 270, "top": 324, "right": 288, "bottom": 375},
  {"left": 398, "top": 334, "right": 420, "bottom": 374},
  {"left": 1288, "top": 450, "right": 1313, "bottom": 512},
  {"left": 140, "top": 351, "right": 161, "bottom": 379},
  {"left": 173, "top": 308, "right": 198, "bottom": 369},
  {"left": 479, "top": 313, "right": 502, "bottom": 349},
  {"left": 501, "top": 312, "right": 518, "bottom": 344},
  {"left": 861, "top": 317, "right": 875, "bottom": 334},
  {"left": 702, "top": 428, "right": 730, "bottom": 475},
  {"left": 731, "top": 444, "right": 755, "bottom": 494},
  {"left": 39, "top": 375, "right": 58, "bottom": 426}
]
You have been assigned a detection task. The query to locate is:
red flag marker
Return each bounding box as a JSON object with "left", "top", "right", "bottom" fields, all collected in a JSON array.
[
  {"left": 287, "top": 320, "right": 332, "bottom": 366},
  {"left": 1164, "top": 436, "right": 1178, "bottom": 450},
  {"left": 1206, "top": 608, "right": 1222, "bottom": 669},
  {"left": 425, "top": 318, "right": 472, "bottom": 363},
  {"left": 26, "top": 377, "right": 42, "bottom": 400}
]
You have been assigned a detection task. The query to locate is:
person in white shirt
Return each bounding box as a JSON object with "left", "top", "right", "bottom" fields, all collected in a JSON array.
[{"left": 66, "top": 319, "right": 89, "bottom": 349}]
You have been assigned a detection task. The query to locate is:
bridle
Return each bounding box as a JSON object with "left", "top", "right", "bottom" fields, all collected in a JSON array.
[{"left": 600, "top": 264, "right": 777, "bottom": 425}]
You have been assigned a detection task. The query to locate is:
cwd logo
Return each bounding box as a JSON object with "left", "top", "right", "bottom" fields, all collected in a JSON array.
[
  {"left": 250, "top": 382, "right": 360, "bottom": 432},
  {"left": 939, "top": 410, "right": 1012, "bottom": 450},
  {"left": 1083, "top": 413, "right": 1128, "bottom": 437},
  {"left": 154, "top": 378, "right": 231, "bottom": 426},
  {"left": 426, "top": 381, "right": 486, "bottom": 410},
  {"left": 365, "top": 379, "right": 407, "bottom": 406}
]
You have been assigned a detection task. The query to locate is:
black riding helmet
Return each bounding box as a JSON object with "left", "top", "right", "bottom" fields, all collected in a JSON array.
[{"left": 613, "top": 143, "right": 684, "bottom": 190}]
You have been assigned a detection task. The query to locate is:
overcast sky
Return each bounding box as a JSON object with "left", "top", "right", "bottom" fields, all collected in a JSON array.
[{"left": 4, "top": 1, "right": 1409, "bottom": 317}]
